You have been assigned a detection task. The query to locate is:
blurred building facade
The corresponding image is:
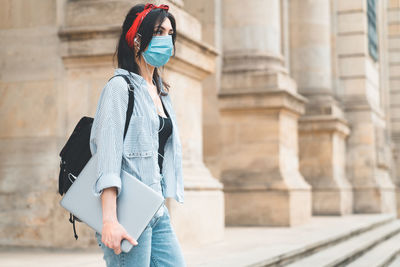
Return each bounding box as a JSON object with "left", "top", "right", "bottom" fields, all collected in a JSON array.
[{"left": 0, "top": 0, "right": 400, "bottom": 250}]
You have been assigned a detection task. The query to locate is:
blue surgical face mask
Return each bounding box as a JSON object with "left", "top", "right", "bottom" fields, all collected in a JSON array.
[{"left": 143, "top": 35, "right": 173, "bottom": 67}]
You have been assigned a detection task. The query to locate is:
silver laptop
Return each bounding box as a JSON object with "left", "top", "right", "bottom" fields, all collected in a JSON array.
[{"left": 60, "top": 152, "right": 165, "bottom": 253}]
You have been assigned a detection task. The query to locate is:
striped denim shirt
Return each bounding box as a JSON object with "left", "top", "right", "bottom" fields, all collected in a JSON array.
[{"left": 89, "top": 68, "right": 184, "bottom": 207}]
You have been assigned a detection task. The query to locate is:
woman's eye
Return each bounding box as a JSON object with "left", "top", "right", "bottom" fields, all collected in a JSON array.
[{"left": 153, "top": 30, "right": 174, "bottom": 36}]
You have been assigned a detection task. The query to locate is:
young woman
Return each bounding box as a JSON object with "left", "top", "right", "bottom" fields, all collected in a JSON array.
[{"left": 89, "top": 3, "right": 186, "bottom": 266}]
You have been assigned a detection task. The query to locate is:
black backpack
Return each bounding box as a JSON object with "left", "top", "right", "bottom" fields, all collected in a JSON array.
[{"left": 58, "top": 74, "right": 135, "bottom": 240}]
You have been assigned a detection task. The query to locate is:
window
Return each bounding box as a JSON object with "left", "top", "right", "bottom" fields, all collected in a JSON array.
[{"left": 367, "top": 0, "right": 379, "bottom": 61}]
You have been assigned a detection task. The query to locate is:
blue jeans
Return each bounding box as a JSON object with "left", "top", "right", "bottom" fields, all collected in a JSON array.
[{"left": 95, "top": 175, "right": 186, "bottom": 266}]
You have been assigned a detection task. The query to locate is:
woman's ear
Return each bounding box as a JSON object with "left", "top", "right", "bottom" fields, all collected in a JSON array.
[
  {"left": 134, "top": 39, "right": 140, "bottom": 51},
  {"left": 134, "top": 38, "right": 140, "bottom": 46},
  {"left": 134, "top": 33, "right": 141, "bottom": 49}
]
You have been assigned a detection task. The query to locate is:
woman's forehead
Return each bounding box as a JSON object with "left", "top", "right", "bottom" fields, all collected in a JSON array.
[{"left": 155, "top": 18, "right": 172, "bottom": 30}]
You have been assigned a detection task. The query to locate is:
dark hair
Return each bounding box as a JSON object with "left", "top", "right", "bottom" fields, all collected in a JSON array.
[{"left": 113, "top": 4, "right": 177, "bottom": 96}]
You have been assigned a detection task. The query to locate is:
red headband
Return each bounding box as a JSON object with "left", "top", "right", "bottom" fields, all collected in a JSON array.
[{"left": 125, "top": 3, "right": 169, "bottom": 48}]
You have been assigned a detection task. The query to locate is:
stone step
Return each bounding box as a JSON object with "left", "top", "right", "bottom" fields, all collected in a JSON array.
[
  {"left": 346, "top": 232, "right": 400, "bottom": 267},
  {"left": 388, "top": 255, "right": 400, "bottom": 267},
  {"left": 259, "top": 215, "right": 395, "bottom": 266},
  {"left": 285, "top": 220, "right": 400, "bottom": 267},
  {"left": 184, "top": 214, "right": 395, "bottom": 266}
]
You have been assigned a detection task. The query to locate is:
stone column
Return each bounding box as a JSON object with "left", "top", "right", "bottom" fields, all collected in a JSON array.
[
  {"left": 57, "top": 0, "right": 224, "bottom": 249},
  {"left": 183, "top": 0, "right": 224, "bottom": 180},
  {"left": 219, "top": 0, "right": 312, "bottom": 226},
  {"left": 335, "top": 0, "right": 396, "bottom": 213},
  {"left": 0, "top": 0, "right": 67, "bottom": 248},
  {"left": 290, "top": 0, "right": 353, "bottom": 215}
]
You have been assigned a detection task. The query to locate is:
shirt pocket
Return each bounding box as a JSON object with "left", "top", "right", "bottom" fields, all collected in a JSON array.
[
  {"left": 123, "top": 116, "right": 157, "bottom": 184},
  {"left": 123, "top": 116, "right": 154, "bottom": 157}
]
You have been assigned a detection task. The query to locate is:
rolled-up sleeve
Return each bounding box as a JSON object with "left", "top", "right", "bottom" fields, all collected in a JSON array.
[{"left": 89, "top": 78, "right": 128, "bottom": 198}]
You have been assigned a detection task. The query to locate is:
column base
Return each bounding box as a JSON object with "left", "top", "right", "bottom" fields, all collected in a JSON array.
[
  {"left": 312, "top": 189, "right": 353, "bottom": 215},
  {"left": 353, "top": 188, "right": 396, "bottom": 214},
  {"left": 166, "top": 162, "right": 225, "bottom": 248},
  {"left": 351, "top": 156, "right": 396, "bottom": 214},
  {"left": 299, "top": 115, "right": 353, "bottom": 215},
  {"left": 396, "top": 188, "right": 400, "bottom": 218},
  {"left": 218, "top": 79, "right": 311, "bottom": 226},
  {"left": 224, "top": 188, "right": 311, "bottom": 226}
]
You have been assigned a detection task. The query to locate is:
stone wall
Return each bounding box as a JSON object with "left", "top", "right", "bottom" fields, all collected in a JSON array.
[{"left": 388, "top": 0, "right": 400, "bottom": 216}]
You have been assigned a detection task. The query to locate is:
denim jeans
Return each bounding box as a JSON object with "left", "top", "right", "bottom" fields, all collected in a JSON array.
[{"left": 94, "top": 174, "right": 186, "bottom": 267}]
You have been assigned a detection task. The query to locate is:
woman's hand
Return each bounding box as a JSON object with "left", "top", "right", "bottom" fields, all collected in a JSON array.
[
  {"left": 100, "top": 187, "right": 137, "bottom": 254},
  {"left": 102, "top": 219, "right": 138, "bottom": 255}
]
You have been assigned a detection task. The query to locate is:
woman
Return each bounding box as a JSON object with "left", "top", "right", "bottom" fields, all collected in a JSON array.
[{"left": 89, "top": 3, "right": 186, "bottom": 266}]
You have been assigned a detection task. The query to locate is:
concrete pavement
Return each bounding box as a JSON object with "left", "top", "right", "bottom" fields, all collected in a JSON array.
[{"left": 0, "top": 214, "right": 397, "bottom": 267}]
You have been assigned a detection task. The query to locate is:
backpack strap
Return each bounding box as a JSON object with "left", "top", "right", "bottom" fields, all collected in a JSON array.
[
  {"left": 108, "top": 74, "right": 135, "bottom": 140},
  {"left": 69, "top": 213, "right": 78, "bottom": 240}
]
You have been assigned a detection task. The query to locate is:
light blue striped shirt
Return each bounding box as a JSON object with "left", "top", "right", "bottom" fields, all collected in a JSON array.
[{"left": 89, "top": 68, "right": 184, "bottom": 207}]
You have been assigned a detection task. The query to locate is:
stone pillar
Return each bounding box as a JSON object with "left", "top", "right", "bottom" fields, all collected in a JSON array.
[
  {"left": 335, "top": 0, "right": 396, "bottom": 213},
  {"left": 387, "top": 0, "right": 400, "bottom": 217},
  {"left": 290, "top": 0, "right": 353, "bottom": 215},
  {"left": 183, "top": 0, "right": 224, "bottom": 180},
  {"left": 0, "top": 0, "right": 67, "bottom": 248},
  {"left": 219, "top": 0, "right": 312, "bottom": 226}
]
